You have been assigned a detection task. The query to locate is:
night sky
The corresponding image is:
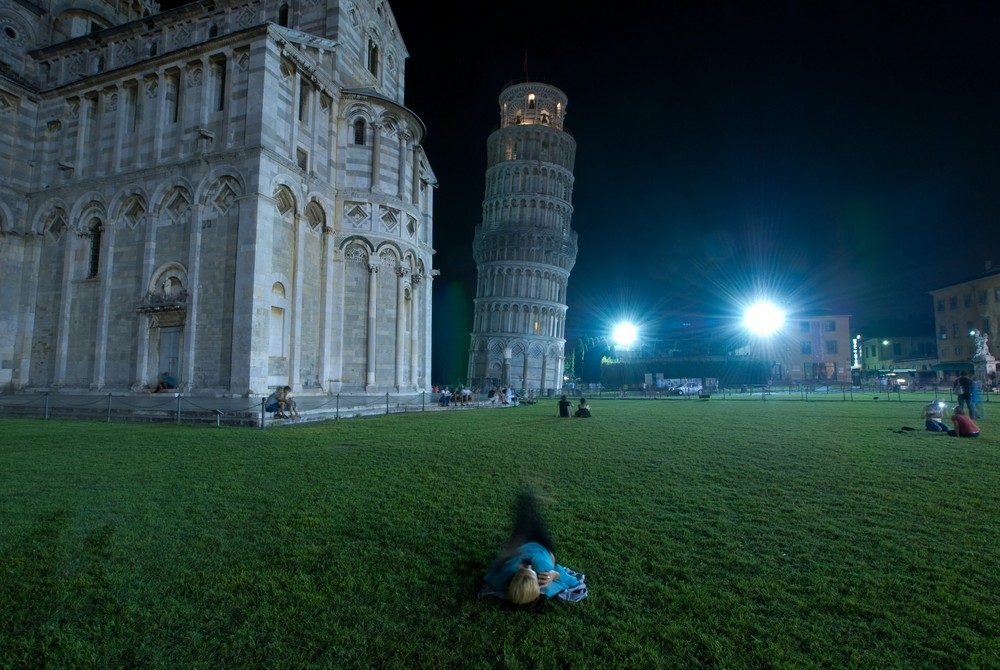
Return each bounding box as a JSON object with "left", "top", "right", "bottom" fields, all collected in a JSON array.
[{"left": 159, "top": 1, "right": 1000, "bottom": 382}]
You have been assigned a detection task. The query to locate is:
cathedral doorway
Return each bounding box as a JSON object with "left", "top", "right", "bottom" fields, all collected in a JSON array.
[{"left": 157, "top": 326, "right": 182, "bottom": 386}]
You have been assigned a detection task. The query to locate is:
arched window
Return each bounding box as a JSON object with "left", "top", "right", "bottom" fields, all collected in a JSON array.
[
  {"left": 367, "top": 39, "right": 379, "bottom": 77},
  {"left": 527, "top": 93, "right": 536, "bottom": 109},
  {"left": 270, "top": 282, "right": 287, "bottom": 357},
  {"left": 353, "top": 118, "right": 366, "bottom": 145},
  {"left": 278, "top": 3, "right": 290, "bottom": 27},
  {"left": 86, "top": 218, "right": 102, "bottom": 278}
]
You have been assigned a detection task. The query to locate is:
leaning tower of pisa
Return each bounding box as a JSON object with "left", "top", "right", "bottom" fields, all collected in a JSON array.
[{"left": 467, "top": 81, "right": 578, "bottom": 395}]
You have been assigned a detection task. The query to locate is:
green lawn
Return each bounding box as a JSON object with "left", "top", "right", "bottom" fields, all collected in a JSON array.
[{"left": 2, "top": 399, "right": 998, "bottom": 669}]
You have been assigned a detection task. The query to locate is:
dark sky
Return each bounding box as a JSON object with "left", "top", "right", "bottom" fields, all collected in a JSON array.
[
  {"left": 391, "top": 0, "right": 1000, "bottom": 380},
  {"left": 159, "top": 1, "right": 1000, "bottom": 381}
]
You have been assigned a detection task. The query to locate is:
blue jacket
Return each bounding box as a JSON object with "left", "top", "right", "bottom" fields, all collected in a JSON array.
[{"left": 485, "top": 541, "right": 580, "bottom": 598}]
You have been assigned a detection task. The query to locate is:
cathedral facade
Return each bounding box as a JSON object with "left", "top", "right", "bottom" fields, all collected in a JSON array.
[
  {"left": 0, "top": 0, "right": 436, "bottom": 396},
  {"left": 467, "top": 82, "right": 577, "bottom": 394}
]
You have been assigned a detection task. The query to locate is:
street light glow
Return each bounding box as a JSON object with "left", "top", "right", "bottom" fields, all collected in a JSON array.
[
  {"left": 743, "top": 302, "right": 786, "bottom": 336},
  {"left": 612, "top": 322, "right": 638, "bottom": 347}
]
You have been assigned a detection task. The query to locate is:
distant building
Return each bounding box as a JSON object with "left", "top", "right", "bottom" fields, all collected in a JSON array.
[
  {"left": 928, "top": 263, "right": 1000, "bottom": 373},
  {"left": 467, "top": 81, "right": 577, "bottom": 393},
  {"left": 0, "top": 0, "right": 436, "bottom": 395},
  {"left": 746, "top": 312, "right": 852, "bottom": 383}
]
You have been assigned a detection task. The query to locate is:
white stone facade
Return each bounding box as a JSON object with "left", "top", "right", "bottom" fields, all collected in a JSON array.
[
  {"left": 0, "top": 0, "right": 436, "bottom": 395},
  {"left": 468, "top": 82, "right": 577, "bottom": 394}
]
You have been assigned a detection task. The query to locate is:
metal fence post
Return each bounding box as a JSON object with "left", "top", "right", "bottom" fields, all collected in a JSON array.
[
  {"left": 176, "top": 394, "right": 181, "bottom": 424},
  {"left": 107, "top": 393, "right": 113, "bottom": 422},
  {"left": 260, "top": 397, "right": 266, "bottom": 429},
  {"left": 336, "top": 393, "right": 340, "bottom": 422},
  {"left": 45, "top": 391, "right": 50, "bottom": 419},
  {"left": 386, "top": 392, "right": 390, "bottom": 415}
]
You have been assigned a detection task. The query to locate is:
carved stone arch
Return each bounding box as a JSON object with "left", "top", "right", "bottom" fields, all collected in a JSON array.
[
  {"left": 374, "top": 239, "right": 402, "bottom": 259},
  {"left": 69, "top": 193, "right": 105, "bottom": 231},
  {"left": 305, "top": 200, "right": 325, "bottom": 230},
  {"left": 147, "top": 261, "right": 188, "bottom": 296},
  {"left": 116, "top": 192, "right": 148, "bottom": 230},
  {"left": 156, "top": 184, "right": 194, "bottom": 223},
  {"left": 273, "top": 184, "right": 296, "bottom": 219},
  {"left": 341, "top": 236, "right": 373, "bottom": 265},
  {"left": 344, "top": 102, "right": 376, "bottom": 124},
  {"left": 42, "top": 208, "right": 69, "bottom": 242},
  {"left": 378, "top": 246, "right": 398, "bottom": 268},
  {"left": 197, "top": 172, "right": 244, "bottom": 216},
  {"left": 339, "top": 235, "right": 374, "bottom": 254}
]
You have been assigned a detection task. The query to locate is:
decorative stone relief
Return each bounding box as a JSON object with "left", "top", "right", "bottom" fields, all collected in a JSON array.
[
  {"left": 380, "top": 207, "right": 399, "bottom": 233},
  {"left": 346, "top": 203, "right": 369, "bottom": 228}
]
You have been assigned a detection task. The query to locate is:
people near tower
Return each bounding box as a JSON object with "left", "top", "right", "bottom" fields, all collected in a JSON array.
[
  {"left": 460, "top": 386, "right": 474, "bottom": 406},
  {"left": 439, "top": 387, "right": 453, "bottom": 406},
  {"left": 921, "top": 399, "right": 948, "bottom": 432},
  {"left": 953, "top": 371, "right": 974, "bottom": 415},
  {"left": 557, "top": 394, "right": 571, "bottom": 418},
  {"left": 574, "top": 398, "right": 592, "bottom": 418},
  {"left": 488, "top": 387, "right": 501, "bottom": 404},
  {"left": 948, "top": 406, "right": 980, "bottom": 438},
  {"left": 505, "top": 388, "right": 518, "bottom": 405}
]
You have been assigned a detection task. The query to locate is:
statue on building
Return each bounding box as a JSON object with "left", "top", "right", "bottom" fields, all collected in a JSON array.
[{"left": 972, "top": 330, "right": 992, "bottom": 360}]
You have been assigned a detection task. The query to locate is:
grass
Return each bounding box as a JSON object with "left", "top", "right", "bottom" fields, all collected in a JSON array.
[{"left": 1, "top": 398, "right": 999, "bottom": 669}]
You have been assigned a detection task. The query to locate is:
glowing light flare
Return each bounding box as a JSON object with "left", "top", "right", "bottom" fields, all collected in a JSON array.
[
  {"left": 612, "top": 322, "right": 638, "bottom": 347},
  {"left": 742, "top": 302, "right": 786, "bottom": 336}
]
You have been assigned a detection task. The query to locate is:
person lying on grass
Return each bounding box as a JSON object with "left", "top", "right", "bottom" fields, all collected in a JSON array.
[{"left": 483, "top": 491, "right": 583, "bottom": 606}]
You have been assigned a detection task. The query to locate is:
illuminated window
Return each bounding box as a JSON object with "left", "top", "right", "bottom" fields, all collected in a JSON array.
[
  {"left": 527, "top": 93, "right": 536, "bottom": 109},
  {"left": 939, "top": 326, "right": 947, "bottom": 339},
  {"left": 533, "top": 321, "right": 540, "bottom": 335}
]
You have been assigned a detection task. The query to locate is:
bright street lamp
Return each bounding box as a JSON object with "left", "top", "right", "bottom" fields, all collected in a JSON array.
[{"left": 743, "top": 301, "right": 786, "bottom": 336}]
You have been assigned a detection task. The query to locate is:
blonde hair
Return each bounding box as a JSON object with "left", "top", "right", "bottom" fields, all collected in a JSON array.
[{"left": 507, "top": 570, "right": 541, "bottom": 605}]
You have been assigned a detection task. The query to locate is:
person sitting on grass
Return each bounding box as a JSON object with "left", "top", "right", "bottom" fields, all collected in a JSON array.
[
  {"left": 574, "top": 398, "right": 592, "bottom": 418},
  {"left": 557, "top": 394, "right": 572, "bottom": 417},
  {"left": 948, "top": 406, "right": 980, "bottom": 438},
  {"left": 922, "top": 399, "right": 948, "bottom": 432},
  {"left": 481, "top": 491, "right": 586, "bottom": 608}
]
